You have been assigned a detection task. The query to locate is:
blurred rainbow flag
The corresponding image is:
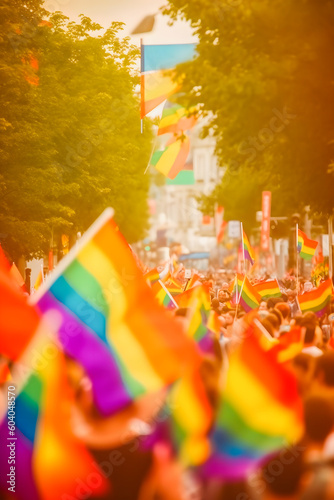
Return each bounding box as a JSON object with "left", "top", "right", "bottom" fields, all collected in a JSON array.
[
  {"left": 242, "top": 230, "right": 255, "bottom": 266},
  {"left": 158, "top": 100, "right": 197, "bottom": 136},
  {"left": 297, "top": 278, "right": 332, "bottom": 317},
  {"left": 297, "top": 229, "right": 318, "bottom": 260},
  {"left": 141, "top": 43, "right": 197, "bottom": 118},
  {"left": 150, "top": 134, "right": 190, "bottom": 179},
  {"left": 253, "top": 279, "right": 281, "bottom": 300},
  {"left": 232, "top": 274, "right": 261, "bottom": 312},
  {"left": 0, "top": 342, "right": 108, "bottom": 500},
  {"left": 151, "top": 280, "right": 178, "bottom": 310},
  {"left": 32, "top": 209, "right": 199, "bottom": 416},
  {"left": 202, "top": 324, "right": 304, "bottom": 480}
]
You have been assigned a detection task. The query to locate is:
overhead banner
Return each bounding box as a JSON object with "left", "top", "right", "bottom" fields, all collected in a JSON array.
[{"left": 261, "top": 191, "right": 272, "bottom": 251}]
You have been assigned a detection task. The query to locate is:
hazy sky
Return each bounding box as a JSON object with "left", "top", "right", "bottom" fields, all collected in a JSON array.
[{"left": 46, "top": 0, "right": 195, "bottom": 44}]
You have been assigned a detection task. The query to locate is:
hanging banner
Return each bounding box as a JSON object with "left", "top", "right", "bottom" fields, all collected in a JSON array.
[{"left": 261, "top": 191, "right": 272, "bottom": 251}]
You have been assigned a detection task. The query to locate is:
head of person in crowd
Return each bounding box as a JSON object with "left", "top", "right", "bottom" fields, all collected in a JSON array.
[
  {"left": 291, "top": 353, "right": 316, "bottom": 396},
  {"left": 259, "top": 300, "right": 268, "bottom": 312},
  {"left": 218, "top": 288, "right": 231, "bottom": 303},
  {"left": 267, "top": 297, "right": 284, "bottom": 309},
  {"left": 261, "top": 313, "right": 281, "bottom": 338},
  {"left": 287, "top": 290, "right": 297, "bottom": 303},
  {"left": 303, "top": 396, "right": 334, "bottom": 448},
  {"left": 303, "top": 281, "right": 313, "bottom": 293},
  {"left": 269, "top": 308, "right": 283, "bottom": 328},
  {"left": 275, "top": 302, "right": 291, "bottom": 325},
  {"left": 261, "top": 316, "right": 276, "bottom": 338},
  {"left": 261, "top": 446, "right": 304, "bottom": 499},
  {"left": 314, "top": 351, "right": 334, "bottom": 390},
  {"left": 211, "top": 298, "right": 222, "bottom": 315}
]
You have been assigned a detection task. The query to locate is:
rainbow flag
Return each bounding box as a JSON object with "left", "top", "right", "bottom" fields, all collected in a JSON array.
[
  {"left": 253, "top": 279, "right": 281, "bottom": 300},
  {"left": 242, "top": 230, "right": 255, "bottom": 266},
  {"left": 141, "top": 43, "right": 197, "bottom": 118},
  {"left": 32, "top": 209, "right": 199, "bottom": 416},
  {"left": 187, "top": 285, "right": 214, "bottom": 353},
  {"left": 184, "top": 273, "right": 202, "bottom": 291},
  {"left": 0, "top": 342, "right": 108, "bottom": 500},
  {"left": 202, "top": 327, "right": 304, "bottom": 480},
  {"left": 150, "top": 134, "right": 190, "bottom": 179},
  {"left": 165, "top": 277, "right": 183, "bottom": 296},
  {"left": 297, "top": 229, "right": 318, "bottom": 260},
  {"left": 151, "top": 280, "right": 178, "bottom": 310},
  {"left": 175, "top": 285, "right": 203, "bottom": 308},
  {"left": 145, "top": 261, "right": 170, "bottom": 284},
  {"left": 233, "top": 274, "right": 261, "bottom": 312},
  {"left": 158, "top": 100, "right": 197, "bottom": 136},
  {"left": 297, "top": 278, "right": 332, "bottom": 317}
]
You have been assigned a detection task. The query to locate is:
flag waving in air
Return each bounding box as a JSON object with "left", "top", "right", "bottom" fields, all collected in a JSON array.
[
  {"left": 32, "top": 209, "right": 200, "bottom": 416},
  {"left": 297, "top": 229, "right": 318, "bottom": 260}
]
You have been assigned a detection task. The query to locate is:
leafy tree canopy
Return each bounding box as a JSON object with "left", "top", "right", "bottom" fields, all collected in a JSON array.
[
  {"left": 164, "top": 0, "right": 334, "bottom": 227},
  {"left": 0, "top": 1, "right": 153, "bottom": 261}
]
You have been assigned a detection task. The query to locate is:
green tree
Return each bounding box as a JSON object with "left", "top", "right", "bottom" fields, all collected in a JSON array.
[
  {"left": 164, "top": 0, "right": 334, "bottom": 226},
  {"left": 0, "top": 4, "right": 153, "bottom": 261}
]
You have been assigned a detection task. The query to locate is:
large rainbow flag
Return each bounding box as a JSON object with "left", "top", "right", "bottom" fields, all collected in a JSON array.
[
  {"left": 32, "top": 209, "right": 200, "bottom": 416},
  {"left": 297, "top": 278, "right": 332, "bottom": 317},
  {"left": 141, "top": 43, "right": 197, "bottom": 118},
  {"left": 297, "top": 229, "right": 318, "bottom": 260},
  {"left": 253, "top": 279, "right": 282, "bottom": 300},
  {"left": 202, "top": 327, "right": 304, "bottom": 480}
]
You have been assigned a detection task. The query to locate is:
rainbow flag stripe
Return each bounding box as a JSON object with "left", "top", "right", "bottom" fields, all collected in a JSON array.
[
  {"left": 297, "top": 278, "right": 332, "bottom": 317},
  {"left": 33, "top": 210, "right": 199, "bottom": 416},
  {"left": 297, "top": 229, "right": 318, "bottom": 260},
  {"left": 243, "top": 231, "right": 255, "bottom": 266},
  {"left": 202, "top": 328, "right": 304, "bottom": 480},
  {"left": 150, "top": 135, "right": 190, "bottom": 179},
  {"left": 234, "top": 274, "right": 261, "bottom": 312},
  {"left": 253, "top": 279, "right": 281, "bottom": 300}
]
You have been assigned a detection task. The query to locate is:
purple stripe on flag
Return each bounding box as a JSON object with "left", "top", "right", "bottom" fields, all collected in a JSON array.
[
  {"left": 201, "top": 453, "right": 256, "bottom": 480},
  {"left": 198, "top": 334, "right": 214, "bottom": 354},
  {"left": 37, "top": 292, "right": 132, "bottom": 415},
  {"left": 0, "top": 424, "right": 40, "bottom": 500}
]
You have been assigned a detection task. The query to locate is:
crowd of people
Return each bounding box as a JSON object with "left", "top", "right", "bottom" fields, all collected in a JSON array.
[{"left": 162, "top": 265, "right": 334, "bottom": 499}]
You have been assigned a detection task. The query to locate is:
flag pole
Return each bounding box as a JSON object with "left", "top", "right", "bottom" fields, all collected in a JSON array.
[
  {"left": 140, "top": 38, "right": 144, "bottom": 134},
  {"left": 241, "top": 222, "right": 246, "bottom": 275},
  {"left": 296, "top": 223, "right": 299, "bottom": 294},
  {"left": 234, "top": 274, "right": 246, "bottom": 321}
]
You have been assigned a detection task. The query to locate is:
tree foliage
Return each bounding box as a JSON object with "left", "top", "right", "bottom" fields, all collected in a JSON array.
[
  {"left": 164, "top": 0, "right": 334, "bottom": 226},
  {"left": 0, "top": 1, "right": 153, "bottom": 261}
]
